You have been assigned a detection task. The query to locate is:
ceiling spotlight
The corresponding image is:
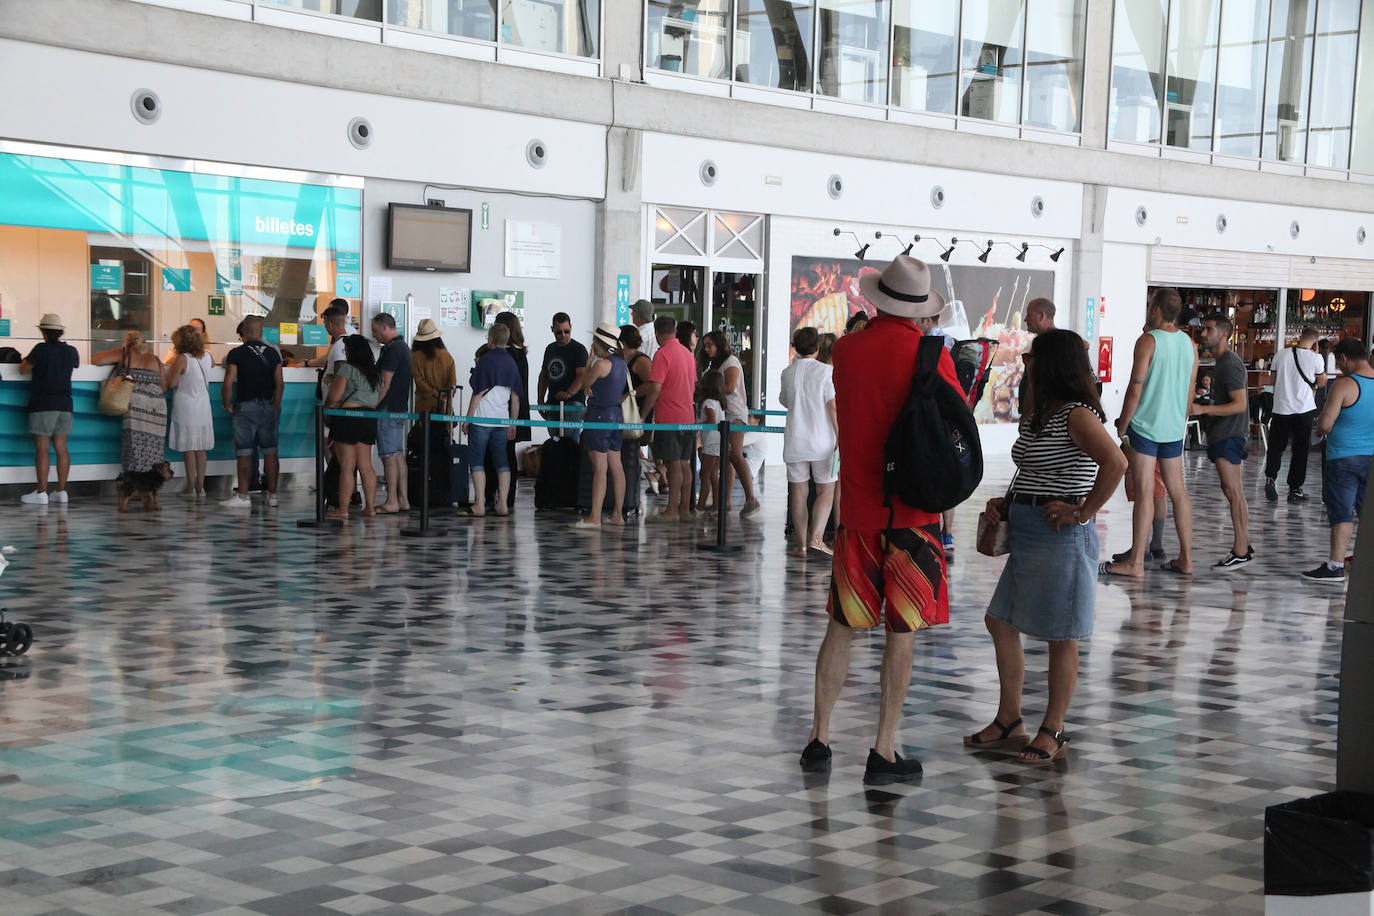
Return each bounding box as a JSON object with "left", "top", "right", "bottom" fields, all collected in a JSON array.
[
  {"left": 978, "top": 240, "right": 993, "bottom": 263},
  {"left": 1049, "top": 247, "right": 1064, "bottom": 262},
  {"left": 855, "top": 244, "right": 871, "bottom": 261},
  {"left": 1015, "top": 242, "right": 1028, "bottom": 262},
  {"left": 939, "top": 238, "right": 958, "bottom": 262}
]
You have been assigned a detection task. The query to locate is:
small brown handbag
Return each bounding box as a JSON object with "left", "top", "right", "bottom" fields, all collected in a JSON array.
[{"left": 98, "top": 348, "right": 134, "bottom": 417}]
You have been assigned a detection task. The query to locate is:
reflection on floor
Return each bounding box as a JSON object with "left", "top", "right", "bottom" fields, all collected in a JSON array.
[{"left": 0, "top": 452, "right": 1343, "bottom": 914}]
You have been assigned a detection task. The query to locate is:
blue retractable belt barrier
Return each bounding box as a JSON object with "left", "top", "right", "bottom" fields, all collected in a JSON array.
[
  {"left": 750, "top": 409, "right": 788, "bottom": 417},
  {"left": 322, "top": 408, "right": 422, "bottom": 421}
]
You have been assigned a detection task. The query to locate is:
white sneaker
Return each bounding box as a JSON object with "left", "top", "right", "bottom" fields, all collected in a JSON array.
[
  {"left": 51, "top": 491, "right": 68, "bottom": 505},
  {"left": 20, "top": 491, "right": 48, "bottom": 505},
  {"left": 220, "top": 494, "right": 252, "bottom": 509},
  {"left": 267, "top": 493, "right": 279, "bottom": 507}
]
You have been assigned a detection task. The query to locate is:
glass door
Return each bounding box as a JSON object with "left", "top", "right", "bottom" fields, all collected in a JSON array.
[
  {"left": 711, "top": 271, "right": 761, "bottom": 407},
  {"left": 650, "top": 263, "right": 707, "bottom": 338}
]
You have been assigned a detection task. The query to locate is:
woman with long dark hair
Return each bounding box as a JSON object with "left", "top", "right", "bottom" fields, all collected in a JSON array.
[
  {"left": 323, "top": 334, "right": 382, "bottom": 519},
  {"left": 701, "top": 330, "right": 760, "bottom": 518},
  {"left": 492, "top": 311, "right": 529, "bottom": 509},
  {"left": 964, "top": 329, "right": 1126, "bottom": 765}
]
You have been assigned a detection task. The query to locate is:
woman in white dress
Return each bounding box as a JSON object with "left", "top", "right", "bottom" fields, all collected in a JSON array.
[{"left": 166, "top": 324, "right": 215, "bottom": 497}]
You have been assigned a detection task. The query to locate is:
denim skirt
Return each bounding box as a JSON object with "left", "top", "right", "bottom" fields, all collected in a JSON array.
[{"left": 986, "top": 502, "right": 1099, "bottom": 641}]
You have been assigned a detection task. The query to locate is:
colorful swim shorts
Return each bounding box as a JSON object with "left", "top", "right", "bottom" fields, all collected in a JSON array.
[{"left": 827, "top": 525, "right": 949, "bottom": 633}]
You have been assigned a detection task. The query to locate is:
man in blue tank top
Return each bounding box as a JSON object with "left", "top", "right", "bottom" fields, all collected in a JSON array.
[
  {"left": 1103, "top": 287, "right": 1199, "bottom": 577},
  {"left": 1305, "top": 339, "right": 1374, "bottom": 584}
]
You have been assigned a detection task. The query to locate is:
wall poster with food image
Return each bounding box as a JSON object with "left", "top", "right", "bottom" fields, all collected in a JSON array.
[{"left": 789, "top": 255, "right": 1056, "bottom": 423}]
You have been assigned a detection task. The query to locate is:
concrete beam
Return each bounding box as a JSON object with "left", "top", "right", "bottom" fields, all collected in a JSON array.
[{"left": 4, "top": 0, "right": 1374, "bottom": 214}]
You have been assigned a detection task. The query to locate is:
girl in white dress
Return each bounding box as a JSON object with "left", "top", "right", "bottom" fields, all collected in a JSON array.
[{"left": 166, "top": 324, "right": 215, "bottom": 497}]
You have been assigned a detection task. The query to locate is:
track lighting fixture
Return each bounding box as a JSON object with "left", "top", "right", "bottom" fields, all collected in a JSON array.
[
  {"left": 1015, "top": 242, "right": 1028, "bottom": 262},
  {"left": 977, "top": 240, "right": 993, "bottom": 263},
  {"left": 1050, "top": 247, "right": 1064, "bottom": 262},
  {"left": 855, "top": 244, "right": 871, "bottom": 261},
  {"left": 940, "top": 237, "right": 958, "bottom": 262}
]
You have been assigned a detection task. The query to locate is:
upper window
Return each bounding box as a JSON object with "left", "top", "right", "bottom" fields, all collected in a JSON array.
[
  {"left": 262, "top": 0, "right": 599, "bottom": 57},
  {"left": 1111, "top": 0, "right": 1368, "bottom": 172},
  {"left": 647, "top": 0, "right": 1086, "bottom": 130}
]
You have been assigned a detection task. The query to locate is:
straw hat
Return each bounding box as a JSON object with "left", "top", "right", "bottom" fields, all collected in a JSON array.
[
  {"left": 413, "top": 318, "right": 442, "bottom": 342},
  {"left": 858, "top": 256, "right": 946, "bottom": 319},
  {"left": 592, "top": 321, "right": 623, "bottom": 352},
  {"left": 37, "top": 313, "right": 65, "bottom": 331}
]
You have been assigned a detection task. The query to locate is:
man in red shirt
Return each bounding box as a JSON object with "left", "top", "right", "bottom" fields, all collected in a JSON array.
[
  {"left": 640, "top": 315, "right": 698, "bottom": 521},
  {"left": 800, "top": 256, "right": 964, "bottom": 785}
]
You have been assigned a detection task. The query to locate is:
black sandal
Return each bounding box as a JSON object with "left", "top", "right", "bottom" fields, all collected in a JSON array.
[
  {"left": 1016, "top": 726, "right": 1070, "bottom": 765},
  {"left": 963, "top": 716, "right": 1026, "bottom": 751}
]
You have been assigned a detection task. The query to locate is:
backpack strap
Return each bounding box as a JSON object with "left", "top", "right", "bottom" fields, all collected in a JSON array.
[{"left": 917, "top": 333, "right": 944, "bottom": 377}]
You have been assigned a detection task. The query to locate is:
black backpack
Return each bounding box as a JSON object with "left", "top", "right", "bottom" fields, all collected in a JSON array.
[{"left": 883, "top": 333, "right": 984, "bottom": 517}]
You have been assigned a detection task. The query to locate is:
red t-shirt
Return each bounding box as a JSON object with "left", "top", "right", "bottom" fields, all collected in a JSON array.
[
  {"left": 832, "top": 315, "right": 965, "bottom": 530},
  {"left": 649, "top": 338, "right": 697, "bottom": 424}
]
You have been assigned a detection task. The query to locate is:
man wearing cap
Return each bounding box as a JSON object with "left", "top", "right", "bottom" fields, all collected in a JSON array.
[
  {"left": 19, "top": 314, "right": 80, "bottom": 505},
  {"left": 800, "top": 256, "right": 963, "bottom": 786},
  {"left": 631, "top": 299, "right": 658, "bottom": 361},
  {"left": 372, "top": 312, "right": 412, "bottom": 514}
]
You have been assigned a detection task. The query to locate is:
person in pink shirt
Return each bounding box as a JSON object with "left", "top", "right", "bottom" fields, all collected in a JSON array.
[{"left": 640, "top": 316, "right": 698, "bottom": 521}]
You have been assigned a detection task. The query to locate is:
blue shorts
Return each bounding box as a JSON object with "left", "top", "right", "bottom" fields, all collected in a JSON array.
[
  {"left": 1324, "top": 455, "right": 1371, "bottom": 525},
  {"left": 1207, "top": 435, "right": 1247, "bottom": 466},
  {"left": 1128, "top": 427, "right": 1183, "bottom": 460},
  {"left": 232, "top": 401, "right": 279, "bottom": 456},
  {"left": 468, "top": 423, "right": 509, "bottom": 473},
  {"left": 377, "top": 418, "right": 405, "bottom": 457},
  {"left": 582, "top": 405, "right": 622, "bottom": 453}
]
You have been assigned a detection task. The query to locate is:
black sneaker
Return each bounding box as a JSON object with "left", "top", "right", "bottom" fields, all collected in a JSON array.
[
  {"left": 1265, "top": 478, "right": 1278, "bottom": 501},
  {"left": 1214, "top": 548, "right": 1254, "bottom": 570},
  {"left": 1288, "top": 489, "right": 1309, "bottom": 503},
  {"left": 1302, "top": 564, "right": 1347, "bottom": 584},
  {"left": 862, "top": 749, "right": 922, "bottom": 785},
  {"left": 799, "top": 739, "right": 832, "bottom": 772}
]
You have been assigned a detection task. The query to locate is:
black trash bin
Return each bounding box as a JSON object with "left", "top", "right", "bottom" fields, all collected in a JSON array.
[{"left": 1265, "top": 791, "right": 1374, "bottom": 897}]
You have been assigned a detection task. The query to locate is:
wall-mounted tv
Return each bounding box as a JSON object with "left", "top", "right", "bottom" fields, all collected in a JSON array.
[{"left": 387, "top": 203, "right": 472, "bottom": 272}]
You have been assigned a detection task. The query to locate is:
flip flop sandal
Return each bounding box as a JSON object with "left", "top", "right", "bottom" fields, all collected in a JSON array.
[
  {"left": 963, "top": 716, "right": 1027, "bottom": 751},
  {"left": 1099, "top": 561, "right": 1143, "bottom": 578},
  {"left": 456, "top": 507, "right": 486, "bottom": 518},
  {"left": 1016, "top": 726, "right": 1070, "bottom": 765},
  {"left": 1160, "top": 559, "right": 1193, "bottom": 575}
]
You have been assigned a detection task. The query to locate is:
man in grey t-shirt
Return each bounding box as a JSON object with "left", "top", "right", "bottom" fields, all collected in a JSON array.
[{"left": 1191, "top": 314, "right": 1252, "bottom": 569}]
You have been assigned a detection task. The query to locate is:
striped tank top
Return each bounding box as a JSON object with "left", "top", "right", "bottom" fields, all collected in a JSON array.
[{"left": 1010, "top": 402, "right": 1100, "bottom": 499}]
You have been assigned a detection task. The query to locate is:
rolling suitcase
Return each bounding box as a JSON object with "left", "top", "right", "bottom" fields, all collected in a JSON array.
[{"left": 534, "top": 404, "right": 580, "bottom": 510}]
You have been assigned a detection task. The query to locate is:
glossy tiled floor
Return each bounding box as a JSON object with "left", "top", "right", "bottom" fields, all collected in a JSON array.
[{"left": 0, "top": 449, "right": 1347, "bottom": 914}]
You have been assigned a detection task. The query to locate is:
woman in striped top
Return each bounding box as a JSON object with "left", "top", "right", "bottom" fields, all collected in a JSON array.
[{"left": 964, "top": 330, "right": 1127, "bottom": 765}]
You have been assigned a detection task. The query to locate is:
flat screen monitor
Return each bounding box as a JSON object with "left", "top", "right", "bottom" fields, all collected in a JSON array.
[{"left": 387, "top": 203, "right": 472, "bottom": 272}]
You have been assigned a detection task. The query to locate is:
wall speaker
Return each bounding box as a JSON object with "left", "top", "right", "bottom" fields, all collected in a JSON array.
[
  {"left": 930, "top": 185, "right": 945, "bottom": 209},
  {"left": 130, "top": 89, "right": 161, "bottom": 125},
  {"left": 347, "top": 117, "right": 373, "bottom": 149},
  {"left": 1290, "top": 219, "right": 1301, "bottom": 239},
  {"left": 699, "top": 159, "right": 718, "bottom": 186},
  {"left": 1359, "top": 227, "right": 1367, "bottom": 245},
  {"left": 1030, "top": 196, "right": 1045, "bottom": 218},
  {"left": 1135, "top": 205, "right": 1148, "bottom": 227},
  {"left": 1216, "top": 214, "right": 1228, "bottom": 234},
  {"left": 827, "top": 174, "right": 843, "bottom": 199},
  {"left": 526, "top": 139, "right": 548, "bottom": 168}
]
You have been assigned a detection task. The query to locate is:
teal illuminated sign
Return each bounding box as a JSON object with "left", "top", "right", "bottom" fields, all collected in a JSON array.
[
  {"left": 91, "top": 264, "right": 122, "bottom": 291},
  {"left": 162, "top": 268, "right": 191, "bottom": 291},
  {"left": 0, "top": 152, "right": 361, "bottom": 252}
]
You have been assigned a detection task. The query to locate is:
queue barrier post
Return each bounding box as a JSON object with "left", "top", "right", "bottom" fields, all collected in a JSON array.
[
  {"left": 697, "top": 418, "right": 743, "bottom": 554},
  {"left": 401, "top": 413, "right": 439, "bottom": 538},
  {"left": 296, "top": 403, "right": 329, "bottom": 530}
]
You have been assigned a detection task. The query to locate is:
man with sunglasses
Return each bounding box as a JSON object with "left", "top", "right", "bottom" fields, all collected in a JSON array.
[{"left": 537, "top": 312, "right": 588, "bottom": 440}]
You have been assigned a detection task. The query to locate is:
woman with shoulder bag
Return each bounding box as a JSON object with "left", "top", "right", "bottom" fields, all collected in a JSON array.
[
  {"left": 93, "top": 331, "right": 168, "bottom": 478},
  {"left": 963, "top": 330, "right": 1127, "bottom": 765}
]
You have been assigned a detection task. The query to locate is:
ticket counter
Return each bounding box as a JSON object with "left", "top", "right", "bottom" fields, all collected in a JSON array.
[{"left": 0, "top": 365, "right": 321, "bottom": 485}]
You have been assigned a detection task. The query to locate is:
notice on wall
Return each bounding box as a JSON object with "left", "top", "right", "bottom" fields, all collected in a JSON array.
[
  {"left": 263, "top": 327, "right": 280, "bottom": 344},
  {"left": 302, "top": 324, "right": 329, "bottom": 346},
  {"left": 367, "top": 275, "right": 392, "bottom": 313},
  {"left": 280, "top": 322, "right": 299, "bottom": 345},
  {"left": 162, "top": 268, "right": 191, "bottom": 292},
  {"left": 91, "top": 264, "right": 123, "bottom": 292},
  {"left": 336, "top": 274, "right": 360, "bottom": 298},
  {"left": 472, "top": 290, "right": 525, "bottom": 329},
  {"left": 504, "top": 220, "right": 561, "bottom": 280},
  {"left": 439, "top": 287, "right": 469, "bottom": 327},
  {"left": 0, "top": 319, "right": 11, "bottom": 337},
  {"left": 380, "top": 300, "right": 407, "bottom": 337}
]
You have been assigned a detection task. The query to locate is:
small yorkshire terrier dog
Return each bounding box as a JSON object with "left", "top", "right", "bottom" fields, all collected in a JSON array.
[{"left": 115, "top": 461, "right": 175, "bottom": 512}]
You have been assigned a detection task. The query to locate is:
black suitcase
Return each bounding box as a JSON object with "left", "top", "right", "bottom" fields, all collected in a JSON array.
[
  {"left": 577, "top": 440, "right": 642, "bottom": 516},
  {"left": 407, "top": 419, "right": 453, "bottom": 508},
  {"left": 535, "top": 437, "right": 580, "bottom": 509}
]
